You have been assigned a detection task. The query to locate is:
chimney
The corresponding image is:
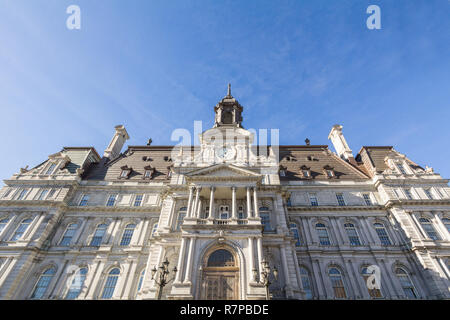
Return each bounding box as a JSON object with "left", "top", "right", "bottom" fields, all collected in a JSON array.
[
  {"left": 103, "top": 125, "right": 130, "bottom": 159},
  {"left": 328, "top": 124, "right": 357, "bottom": 165}
]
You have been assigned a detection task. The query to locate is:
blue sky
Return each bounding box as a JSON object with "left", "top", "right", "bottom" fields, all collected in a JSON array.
[{"left": 0, "top": 0, "right": 449, "bottom": 183}]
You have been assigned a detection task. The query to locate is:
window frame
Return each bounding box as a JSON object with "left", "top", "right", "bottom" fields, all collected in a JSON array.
[
  {"left": 328, "top": 267, "right": 347, "bottom": 299},
  {"left": 133, "top": 194, "right": 143, "bottom": 207},
  {"left": 315, "top": 223, "right": 331, "bottom": 245},
  {"left": 79, "top": 194, "right": 89, "bottom": 206},
  {"left": 90, "top": 223, "right": 108, "bottom": 247},
  {"left": 336, "top": 193, "right": 346, "bottom": 206},
  {"left": 59, "top": 223, "right": 78, "bottom": 246},
  {"left": 344, "top": 222, "right": 362, "bottom": 246},
  {"left": 395, "top": 267, "right": 417, "bottom": 299},
  {"left": 374, "top": 222, "right": 392, "bottom": 246},
  {"left": 30, "top": 267, "right": 56, "bottom": 299},
  {"left": 418, "top": 217, "right": 441, "bottom": 241},
  {"left": 10, "top": 218, "right": 33, "bottom": 241},
  {"left": 120, "top": 223, "right": 136, "bottom": 246},
  {"left": 101, "top": 268, "right": 121, "bottom": 299},
  {"left": 106, "top": 194, "right": 117, "bottom": 207}
]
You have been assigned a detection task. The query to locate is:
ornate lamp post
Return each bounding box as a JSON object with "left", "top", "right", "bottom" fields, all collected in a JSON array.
[
  {"left": 253, "top": 259, "right": 278, "bottom": 300},
  {"left": 151, "top": 258, "right": 177, "bottom": 300}
]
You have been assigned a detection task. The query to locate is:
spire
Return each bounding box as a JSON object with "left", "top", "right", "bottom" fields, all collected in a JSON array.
[{"left": 227, "top": 83, "right": 232, "bottom": 97}]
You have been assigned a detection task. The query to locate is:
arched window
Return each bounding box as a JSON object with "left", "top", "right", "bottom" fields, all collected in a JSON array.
[
  {"left": 137, "top": 269, "right": 145, "bottom": 293},
  {"left": 299, "top": 267, "right": 313, "bottom": 299},
  {"left": 344, "top": 223, "right": 361, "bottom": 246},
  {"left": 120, "top": 223, "right": 136, "bottom": 246},
  {"left": 328, "top": 267, "right": 346, "bottom": 298},
  {"left": 207, "top": 249, "right": 235, "bottom": 267},
  {"left": 10, "top": 218, "right": 33, "bottom": 241},
  {"left": 101, "top": 268, "right": 120, "bottom": 299},
  {"left": 374, "top": 223, "right": 392, "bottom": 245},
  {"left": 176, "top": 207, "right": 187, "bottom": 231},
  {"left": 315, "top": 223, "right": 331, "bottom": 245},
  {"left": 65, "top": 267, "right": 88, "bottom": 299},
  {"left": 395, "top": 267, "right": 417, "bottom": 299},
  {"left": 59, "top": 223, "right": 78, "bottom": 246},
  {"left": 289, "top": 223, "right": 302, "bottom": 246},
  {"left": 419, "top": 218, "right": 441, "bottom": 240},
  {"left": 90, "top": 223, "right": 108, "bottom": 246},
  {"left": 31, "top": 267, "right": 56, "bottom": 299},
  {"left": 151, "top": 223, "right": 158, "bottom": 237},
  {"left": 0, "top": 218, "right": 10, "bottom": 234},
  {"left": 442, "top": 218, "right": 450, "bottom": 233},
  {"left": 361, "top": 267, "right": 382, "bottom": 298},
  {"left": 260, "top": 207, "right": 272, "bottom": 232}
]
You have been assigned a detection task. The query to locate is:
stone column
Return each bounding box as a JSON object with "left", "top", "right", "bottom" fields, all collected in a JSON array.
[
  {"left": 246, "top": 187, "right": 252, "bottom": 218},
  {"left": 193, "top": 187, "right": 201, "bottom": 219},
  {"left": 208, "top": 187, "right": 215, "bottom": 219},
  {"left": 174, "top": 238, "right": 187, "bottom": 283},
  {"left": 311, "top": 259, "right": 326, "bottom": 299},
  {"left": 256, "top": 237, "right": 263, "bottom": 275},
  {"left": 253, "top": 188, "right": 260, "bottom": 218},
  {"left": 231, "top": 187, "right": 237, "bottom": 219},
  {"left": 186, "top": 186, "right": 195, "bottom": 218},
  {"left": 248, "top": 237, "right": 255, "bottom": 281},
  {"left": 280, "top": 245, "right": 292, "bottom": 289},
  {"left": 196, "top": 199, "right": 202, "bottom": 218},
  {"left": 184, "top": 237, "right": 196, "bottom": 283}
]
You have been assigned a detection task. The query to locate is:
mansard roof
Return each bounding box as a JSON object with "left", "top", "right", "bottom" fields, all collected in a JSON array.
[
  {"left": 82, "top": 146, "right": 177, "bottom": 181},
  {"left": 278, "top": 145, "right": 369, "bottom": 181},
  {"left": 356, "top": 146, "right": 424, "bottom": 177}
]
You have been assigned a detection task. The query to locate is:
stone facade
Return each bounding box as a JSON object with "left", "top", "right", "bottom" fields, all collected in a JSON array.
[{"left": 0, "top": 88, "right": 449, "bottom": 300}]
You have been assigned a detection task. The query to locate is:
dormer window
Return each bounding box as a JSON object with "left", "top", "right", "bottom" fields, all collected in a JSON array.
[
  {"left": 397, "top": 163, "right": 407, "bottom": 175},
  {"left": 300, "top": 166, "right": 311, "bottom": 179},
  {"left": 45, "top": 163, "right": 57, "bottom": 175},
  {"left": 323, "top": 165, "right": 335, "bottom": 178},
  {"left": 279, "top": 165, "right": 287, "bottom": 177},
  {"left": 143, "top": 166, "right": 155, "bottom": 180},
  {"left": 119, "top": 165, "right": 132, "bottom": 179}
]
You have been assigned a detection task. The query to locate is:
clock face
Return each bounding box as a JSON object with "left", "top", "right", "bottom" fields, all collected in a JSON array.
[{"left": 216, "top": 146, "right": 235, "bottom": 160}]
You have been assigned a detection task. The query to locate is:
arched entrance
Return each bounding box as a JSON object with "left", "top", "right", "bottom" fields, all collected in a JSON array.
[{"left": 200, "top": 247, "right": 239, "bottom": 300}]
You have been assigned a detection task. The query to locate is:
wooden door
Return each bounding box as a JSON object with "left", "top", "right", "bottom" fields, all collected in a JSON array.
[{"left": 202, "top": 272, "right": 238, "bottom": 300}]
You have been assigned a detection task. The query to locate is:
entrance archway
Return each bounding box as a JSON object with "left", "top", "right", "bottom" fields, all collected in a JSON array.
[{"left": 200, "top": 246, "right": 239, "bottom": 300}]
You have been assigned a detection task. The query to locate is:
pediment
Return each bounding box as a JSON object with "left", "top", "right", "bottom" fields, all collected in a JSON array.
[{"left": 185, "top": 164, "right": 261, "bottom": 181}]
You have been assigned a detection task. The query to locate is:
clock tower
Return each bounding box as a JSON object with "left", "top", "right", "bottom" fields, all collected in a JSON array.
[{"left": 213, "top": 84, "right": 244, "bottom": 128}]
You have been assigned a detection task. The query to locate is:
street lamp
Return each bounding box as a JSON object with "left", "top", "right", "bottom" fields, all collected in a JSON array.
[
  {"left": 151, "top": 257, "right": 177, "bottom": 300},
  {"left": 254, "top": 259, "right": 278, "bottom": 300}
]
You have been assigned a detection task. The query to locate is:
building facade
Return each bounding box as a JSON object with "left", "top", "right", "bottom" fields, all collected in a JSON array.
[{"left": 0, "top": 88, "right": 449, "bottom": 300}]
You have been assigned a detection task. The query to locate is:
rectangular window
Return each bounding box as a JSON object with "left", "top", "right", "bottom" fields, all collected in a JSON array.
[
  {"left": 303, "top": 170, "right": 310, "bottom": 178},
  {"left": 16, "top": 188, "right": 29, "bottom": 200},
  {"left": 309, "top": 194, "right": 319, "bottom": 206},
  {"left": 144, "top": 170, "right": 152, "bottom": 178},
  {"left": 38, "top": 189, "right": 49, "bottom": 201},
  {"left": 397, "top": 163, "right": 407, "bottom": 174},
  {"left": 404, "top": 189, "right": 413, "bottom": 200},
  {"left": 45, "top": 163, "right": 57, "bottom": 175},
  {"left": 106, "top": 195, "right": 117, "bottom": 207},
  {"left": 423, "top": 188, "right": 433, "bottom": 200},
  {"left": 120, "top": 170, "right": 129, "bottom": 178},
  {"left": 326, "top": 170, "right": 334, "bottom": 178},
  {"left": 317, "top": 229, "right": 331, "bottom": 245},
  {"left": 79, "top": 195, "right": 89, "bottom": 206},
  {"left": 133, "top": 195, "right": 143, "bottom": 207},
  {"left": 336, "top": 193, "right": 346, "bottom": 206},
  {"left": 279, "top": 170, "right": 286, "bottom": 177},
  {"left": 362, "top": 193, "right": 372, "bottom": 205}
]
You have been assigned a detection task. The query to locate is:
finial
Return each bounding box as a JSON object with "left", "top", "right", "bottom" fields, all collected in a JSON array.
[
  {"left": 227, "top": 83, "right": 231, "bottom": 97},
  {"left": 305, "top": 138, "right": 310, "bottom": 146},
  {"left": 147, "top": 138, "right": 152, "bottom": 146}
]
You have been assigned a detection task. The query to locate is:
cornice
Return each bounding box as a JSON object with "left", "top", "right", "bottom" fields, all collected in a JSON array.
[{"left": 287, "top": 205, "right": 385, "bottom": 212}]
